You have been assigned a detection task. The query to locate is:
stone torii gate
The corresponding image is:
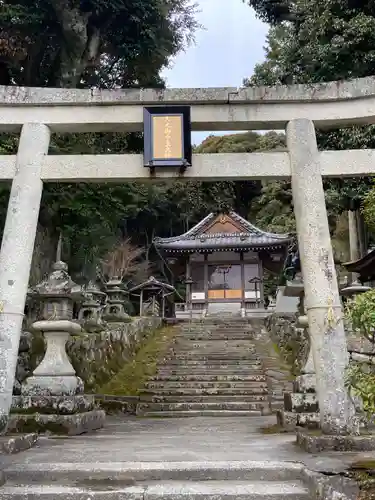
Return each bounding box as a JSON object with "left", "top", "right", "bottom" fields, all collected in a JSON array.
[{"left": 1, "top": 77, "right": 375, "bottom": 434}]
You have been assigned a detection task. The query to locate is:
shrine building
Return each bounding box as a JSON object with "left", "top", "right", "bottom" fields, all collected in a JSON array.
[{"left": 154, "top": 211, "right": 293, "bottom": 318}]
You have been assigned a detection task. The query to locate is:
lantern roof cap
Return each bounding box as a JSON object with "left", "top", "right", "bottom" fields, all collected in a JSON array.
[{"left": 30, "top": 260, "right": 81, "bottom": 298}]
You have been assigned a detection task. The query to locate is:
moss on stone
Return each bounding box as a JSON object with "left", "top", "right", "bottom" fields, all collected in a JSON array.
[
  {"left": 266, "top": 314, "right": 309, "bottom": 378},
  {"left": 18, "top": 318, "right": 162, "bottom": 397},
  {"left": 9, "top": 416, "right": 70, "bottom": 435},
  {"left": 272, "top": 340, "right": 301, "bottom": 377},
  {"left": 351, "top": 460, "right": 375, "bottom": 470},
  {"left": 10, "top": 407, "right": 53, "bottom": 415},
  {"left": 97, "top": 326, "right": 176, "bottom": 395},
  {"left": 259, "top": 424, "right": 290, "bottom": 434},
  {"left": 29, "top": 332, "right": 46, "bottom": 371},
  {"left": 67, "top": 319, "right": 162, "bottom": 392},
  {"left": 348, "top": 470, "right": 375, "bottom": 500},
  {"left": 96, "top": 399, "right": 134, "bottom": 415},
  {"left": 10, "top": 405, "right": 83, "bottom": 415}
]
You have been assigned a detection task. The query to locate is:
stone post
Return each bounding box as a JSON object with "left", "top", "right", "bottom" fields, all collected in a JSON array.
[
  {"left": 0, "top": 123, "right": 50, "bottom": 432},
  {"left": 287, "top": 119, "right": 357, "bottom": 435},
  {"left": 356, "top": 210, "right": 367, "bottom": 259},
  {"left": 296, "top": 294, "right": 316, "bottom": 378},
  {"left": 348, "top": 210, "right": 361, "bottom": 284}
]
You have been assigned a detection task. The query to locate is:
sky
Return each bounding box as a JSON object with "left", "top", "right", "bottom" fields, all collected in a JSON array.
[{"left": 162, "top": 0, "right": 269, "bottom": 144}]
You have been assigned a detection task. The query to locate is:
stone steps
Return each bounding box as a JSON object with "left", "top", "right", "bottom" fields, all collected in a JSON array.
[
  {"left": 137, "top": 402, "right": 267, "bottom": 413},
  {"left": 174, "top": 332, "right": 254, "bottom": 336},
  {"left": 140, "top": 410, "right": 264, "bottom": 417},
  {"left": 174, "top": 335, "right": 255, "bottom": 340},
  {"left": 145, "top": 381, "right": 268, "bottom": 390},
  {"left": 159, "top": 360, "right": 262, "bottom": 366},
  {"left": 0, "top": 481, "right": 311, "bottom": 499},
  {"left": 156, "top": 367, "right": 265, "bottom": 374},
  {"left": 144, "top": 386, "right": 268, "bottom": 394},
  {"left": 137, "top": 319, "right": 271, "bottom": 417},
  {"left": 176, "top": 331, "right": 254, "bottom": 336},
  {"left": 156, "top": 369, "right": 265, "bottom": 376},
  {"left": 168, "top": 352, "right": 259, "bottom": 357},
  {"left": 176, "top": 329, "right": 253, "bottom": 335},
  {"left": 158, "top": 367, "right": 263, "bottom": 373},
  {"left": 175, "top": 333, "right": 252, "bottom": 343},
  {"left": 172, "top": 341, "right": 255, "bottom": 345},
  {"left": 3, "top": 460, "right": 306, "bottom": 483},
  {"left": 140, "top": 395, "right": 269, "bottom": 403},
  {"left": 169, "top": 347, "right": 258, "bottom": 354},
  {"left": 149, "top": 374, "right": 267, "bottom": 382},
  {"left": 1, "top": 461, "right": 310, "bottom": 500},
  {"left": 166, "top": 353, "right": 260, "bottom": 359}
]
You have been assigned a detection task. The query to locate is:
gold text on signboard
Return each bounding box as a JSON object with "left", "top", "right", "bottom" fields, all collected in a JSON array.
[{"left": 152, "top": 115, "right": 183, "bottom": 160}]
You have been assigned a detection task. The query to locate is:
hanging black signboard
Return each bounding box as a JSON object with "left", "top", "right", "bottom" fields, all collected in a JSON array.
[{"left": 143, "top": 106, "right": 192, "bottom": 171}]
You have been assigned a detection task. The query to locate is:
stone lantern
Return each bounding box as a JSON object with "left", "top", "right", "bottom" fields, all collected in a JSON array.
[
  {"left": 102, "top": 277, "right": 130, "bottom": 322},
  {"left": 78, "top": 280, "right": 106, "bottom": 331},
  {"left": 9, "top": 258, "right": 106, "bottom": 435},
  {"left": 22, "top": 259, "right": 84, "bottom": 396}
]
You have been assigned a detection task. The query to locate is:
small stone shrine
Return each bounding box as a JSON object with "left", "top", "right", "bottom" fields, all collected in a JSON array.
[
  {"left": 128, "top": 276, "right": 175, "bottom": 318},
  {"left": 9, "top": 258, "right": 106, "bottom": 435}
]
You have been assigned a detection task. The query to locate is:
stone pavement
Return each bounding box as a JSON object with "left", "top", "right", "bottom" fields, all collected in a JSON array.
[
  {"left": 0, "top": 416, "right": 369, "bottom": 499},
  {"left": 0, "top": 416, "right": 366, "bottom": 470}
]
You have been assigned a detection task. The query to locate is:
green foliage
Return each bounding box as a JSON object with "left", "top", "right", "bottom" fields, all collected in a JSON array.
[
  {"left": 0, "top": 0, "right": 200, "bottom": 280},
  {"left": 345, "top": 290, "right": 375, "bottom": 421},
  {"left": 248, "top": 181, "right": 295, "bottom": 234},
  {"left": 195, "top": 131, "right": 286, "bottom": 154},
  {"left": 249, "top": 1, "right": 375, "bottom": 84},
  {"left": 345, "top": 362, "right": 375, "bottom": 421},
  {"left": 196, "top": 131, "right": 287, "bottom": 229},
  {"left": 244, "top": 0, "right": 375, "bottom": 216},
  {"left": 363, "top": 181, "right": 375, "bottom": 234},
  {"left": 346, "top": 289, "right": 375, "bottom": 343},
  {"left": 243, "top": 0, "right": 294, "bottom": 24},
  {"left": 0, "top": 0, "right": 198, "bottom": 88}
]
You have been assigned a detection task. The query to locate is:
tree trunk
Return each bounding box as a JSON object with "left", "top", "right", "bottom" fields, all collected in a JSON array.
[{"left": 48, "top": 0, "right": 101, "bottom": 88}]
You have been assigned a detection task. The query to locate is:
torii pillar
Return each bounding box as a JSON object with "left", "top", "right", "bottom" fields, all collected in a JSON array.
[
  {"left": 0, "top": 123, "right": 50, "bottom": 432},
  {"left": 287, "top": 119, "right": 357, "bottom": 435}
]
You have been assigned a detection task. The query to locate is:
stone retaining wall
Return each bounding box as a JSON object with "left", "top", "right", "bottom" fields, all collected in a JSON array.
[
  {"left": 249, "top": 318, "right": 294, "bottom": 414},
  {"left": 14, "top": 317, "right": 162, "bottom": 394},
  {"left": 265, "top": 313, "right": 310, "bottom": 376}
]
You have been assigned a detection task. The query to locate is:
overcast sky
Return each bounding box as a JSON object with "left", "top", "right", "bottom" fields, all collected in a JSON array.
[{"left": 162, "top": 0, "right": 269, "bottom": 144}]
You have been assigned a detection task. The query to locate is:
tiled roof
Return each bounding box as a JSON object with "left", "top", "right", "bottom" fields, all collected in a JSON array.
[
  {"left": 343, "top": 248, "right": 375, "bottom": 280},
  {"left": 128, "top": 276, "right": 175, "bottom": 293},
  {"left": 154, "top": 211, "right": 292, "bottom": 252}
]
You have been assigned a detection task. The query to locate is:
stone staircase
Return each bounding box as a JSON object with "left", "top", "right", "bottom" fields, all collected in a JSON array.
[
  {"left": 137, "top": 318, "right": 271, "bottom": 417},
  {"left": 1, "top": 460, "right": 311, "bottom": 499}
]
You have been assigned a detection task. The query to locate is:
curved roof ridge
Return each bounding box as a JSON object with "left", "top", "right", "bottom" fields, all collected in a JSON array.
[
  {"left": 228, "top": 211, "right": 290, "bottom": 239},
  {"left": 153, "top": 212, "right": 216, "bottom": 244},
  {"left": 128, "top": 276, "right": 175, "bottom": 292},
  {"left": 153, "top": 211, "right": 291, "bottom": 248}
]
